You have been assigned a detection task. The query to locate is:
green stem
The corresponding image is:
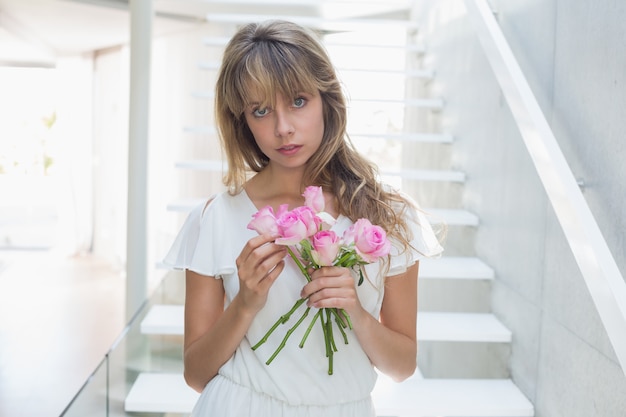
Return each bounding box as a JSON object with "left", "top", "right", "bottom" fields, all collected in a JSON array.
[
  {"left": 340, "top": 308, "right": 353, "bottom": 330},
  {"left": 326, "top": 308, "right": 335, "bottom": 375},
  {"left": 326, "top": 309, "right": 337, "bottom": 352},
  {"left": 287, "top": 247, "right": 311, "bottom": 282},
  {"left": 266, "top": 306, "right": 311, "bottom": 365},
  {"left": 320, "top": 309, "right": 330, "bottom": 358},
  {"left": 330, "top": 308, "right": 347, "bottom": 329},
  {"left": 334, "top": 314, "right": 349, "bottom": 345},
  {"left": 334, "top": 251, "right": 354, "bottom": 266},
  {"left": 299, "top": 309, "right": 322, "bottom": 348},
  {"left": 251, "top": 298, "right": 307, "bottom": 350}
]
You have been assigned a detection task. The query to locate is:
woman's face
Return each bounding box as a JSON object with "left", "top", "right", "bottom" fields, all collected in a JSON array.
[{"left": 243, "top": 90, "right": 324, "bottom": 172}]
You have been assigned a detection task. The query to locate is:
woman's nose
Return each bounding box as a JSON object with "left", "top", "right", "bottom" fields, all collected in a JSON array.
[{"left": 274, "top": 107, "right": 294, "bottom": 138}]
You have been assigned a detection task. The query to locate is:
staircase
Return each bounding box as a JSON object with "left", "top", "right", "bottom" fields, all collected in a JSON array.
[{"left": 125, "top": 9, "right": 534, "bottom": 417}]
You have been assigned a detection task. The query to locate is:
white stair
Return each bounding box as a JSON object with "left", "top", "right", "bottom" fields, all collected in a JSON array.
[
  {"left": 189, "top": 90, "right": 445, "bottom": 109},
  {"left": 165, "top": 199, "right": 479, "bottom": 228},
  {"left": 419, "top": 257, "right": 494, "bottom": 280},
  {"left": 202, "top": 36, "right": 427, "bottom": 55},
  {"left": 174, "top": 159, "right": 464, "bottom": 183},
  {"left": 181, "top": 125, "right": 453, "bottom": 143},
  {"left": 198, "top": 60, "right": 434, "bottom": 79},
  {"left": 125, "top": 372, "right": 533, "bottom": 416},
  {"left": 418, "top": 312, "right": 511, "bottom": 342},
  {"left": 205, "top": 13, "right": 420, "bottom": 32},
  {"left": 140, "top": 304, "right": 184, "bottom": 336},
  {"left": 125, "top": 373, "right": 198, "bottom": 414},
  {"left": 427, "top": 208, "right": 480, "bottom": 226},
  {"left": 140, "top": 304, "right": 511, "bottom": 344},
  {"left": 372, "top": 373, "right": 534, "bottom": 417}
]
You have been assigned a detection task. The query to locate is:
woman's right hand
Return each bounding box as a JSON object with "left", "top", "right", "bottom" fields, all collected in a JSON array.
[{"left": 234, "top": 233, "right": 287, "bottom": 314}]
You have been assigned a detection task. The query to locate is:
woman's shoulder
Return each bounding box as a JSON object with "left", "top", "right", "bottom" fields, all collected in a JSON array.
[{"left": 199, "top": 189, "right": 250, "bottom": 217}]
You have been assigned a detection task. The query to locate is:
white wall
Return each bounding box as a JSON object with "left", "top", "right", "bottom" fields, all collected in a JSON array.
[{"left": 412, "top": 1, "right": 626, "bottom": 416}]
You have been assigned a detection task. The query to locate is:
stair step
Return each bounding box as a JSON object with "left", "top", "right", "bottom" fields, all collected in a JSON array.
[
  {"left": 380, "top": 168, "right": 465, "bottom": 182},
  {"left": 427, "top": 208, "right": 480, "bottom": 226},
  {"left": 205, "top": 13, "right": 419, "bottom": 32},
  {"left": 198, "top": 60, "right": 433, "bottom": 79},
  {"left": 183, "top": 125, "right": 215, "bottom": 135},
  {"left": 175, "top": 159, "right": 223, "bottom": 171},
  {"left": 140, "top": 304, "right": 184, "bottom": 336},
  {"left": 166, "top": 199, "right": 477, "bottom": 228},
  {"left": 181, "top": 126, "right": 452, "bottom": 144},
  {"left": 418, "top": 312, "right": 511, "bottom": 343},
  {"left": 339, "top": 68, "right": 434, "bottom": 79},
  {"left": 141, "top": 305, "right": 511, "bottom": 343},
  {"left": 175, "top": 160, "right": 464, "bottom": 183},
  {"left": 202, "top": 36, "right": 426, "bottom": 54},
  {"left": 125, "top": 372, "right": 533, "bottom": 416},
  {"left": 350, "top": 97, "right": 444, "bottom": 109},
  {"left": 190, "top": 90, "right": 444, "bottom": 110},
  {"left": 351, "top": 132, "right": 453, "bottom": 143},
  {"left": 373, "top": 373, "right": 534, "bottom": 416},
  {"left": 419, "top": 257, "right": 494, "bottom": 280},
  {"left": 125, "top": 373, "right": 197, "bottom": 414},
  {"left": 156, "top": 256, "right": 493, "bottom": 282},
  {"left": 326, "top": 42, "right": 426, "bottom": 54}
]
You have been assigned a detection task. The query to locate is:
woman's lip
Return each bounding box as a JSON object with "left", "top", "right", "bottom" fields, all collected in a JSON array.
[{"left": 277, "top": 145, "right": 302, "bottom": 155}]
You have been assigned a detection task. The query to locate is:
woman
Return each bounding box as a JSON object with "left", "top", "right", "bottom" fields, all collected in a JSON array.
[{"left": 164, "top": 19, "right": 443, "bottom": 417}]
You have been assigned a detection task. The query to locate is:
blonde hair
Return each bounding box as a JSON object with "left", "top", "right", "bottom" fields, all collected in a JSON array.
[{"left": 215, "top": 20, "right": 415, "bottom": 251}]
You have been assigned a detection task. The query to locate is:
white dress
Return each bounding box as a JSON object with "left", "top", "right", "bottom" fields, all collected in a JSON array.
[{"left": 163, "top": 190, "right": 442, "bottom": 417}]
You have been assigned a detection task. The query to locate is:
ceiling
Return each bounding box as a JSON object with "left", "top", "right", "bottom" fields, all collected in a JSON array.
[{"left": 0, "top": 0, "right": 411, "bottom": 68}]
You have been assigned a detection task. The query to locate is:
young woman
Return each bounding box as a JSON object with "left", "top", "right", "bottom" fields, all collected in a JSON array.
[{"left": 164, "top": 19, "right": 443, "bottom": 417}]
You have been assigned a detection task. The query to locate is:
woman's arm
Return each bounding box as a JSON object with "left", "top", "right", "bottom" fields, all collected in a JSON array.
[
  {"left": 360, "top": 263, "right": 418, "bottom": 381},
  {"left": 302, "top": 262, "right": 419, "bottom": 382},
  {"left": 183, "top": 233, "right": 286, "bottom": 392}
]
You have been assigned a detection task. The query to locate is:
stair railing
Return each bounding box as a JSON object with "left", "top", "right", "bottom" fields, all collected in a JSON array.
[{"left": 464, "top": 0, "right": 626, "bottom": 373}]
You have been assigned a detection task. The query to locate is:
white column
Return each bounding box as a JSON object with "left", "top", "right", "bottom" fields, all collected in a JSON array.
[{"left": 126, "top": 0, "right": 152, "bottom": 321}]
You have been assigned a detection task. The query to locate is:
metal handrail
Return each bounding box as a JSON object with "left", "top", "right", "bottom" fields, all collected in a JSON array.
[{"left": 464, "top": 0, "right": 626, "bottom": 372}]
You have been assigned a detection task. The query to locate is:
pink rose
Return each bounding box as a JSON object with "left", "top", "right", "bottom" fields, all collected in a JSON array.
[
  {"left": 343, "top": 219, "right": 391, "bottom": 263},
  {"left": 247, "top": 205, "right": 278, "bottom": 236},
  {"left": 302, "top": 186, "right": 325, "bottom": 213},
  {"left": 275, "top": 205, "right": 320, "bottom": 245},
  {"left": 310, "top": 230, "right": 341, "bottom": 266},
  {"left": 275, "top": 211, "right": 308, "bottom": 245},
  {"left": 292, "top": 206, "right": 321, "bottom": 237}
]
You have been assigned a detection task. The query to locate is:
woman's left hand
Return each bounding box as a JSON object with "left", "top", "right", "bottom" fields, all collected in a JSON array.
[{"left": 300, "top": 266, "right": 365, "bottom": 320}]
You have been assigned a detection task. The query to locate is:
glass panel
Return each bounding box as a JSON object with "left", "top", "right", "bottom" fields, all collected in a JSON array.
[{"left": 60, "top": 357, "right": 107, "bottom": 417}]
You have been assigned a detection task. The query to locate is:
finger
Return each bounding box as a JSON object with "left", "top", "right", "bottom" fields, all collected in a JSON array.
[
  {"left": 310, "top": 266, "right": 347, "bottom": 280},
  {"left": 306, "top": 287, "right": 355, "bottom": 309},
  {"left": 238, "top": 233, "right": 281, "bottom": 262},
  {"left": 300, "top": 274, "right": 352, "bottom": 300},
  {"left": 237, "top": 236, "right": 285, "bottom": 271},
  {"left": 255, "top": 247, "right": 288, "bottom": 279},
  {"left": 260, "top": 259, "right": 286, "bottom": 289}
]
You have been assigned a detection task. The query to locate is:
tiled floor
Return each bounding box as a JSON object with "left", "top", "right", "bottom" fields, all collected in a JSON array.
[{"left": 0, "top": 250, "right": 127, "bottom": 417}]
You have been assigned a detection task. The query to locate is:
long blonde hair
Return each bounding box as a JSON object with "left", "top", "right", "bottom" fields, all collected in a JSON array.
[{"left": 215, "top": 20, "right": 415, "bottom": 250}]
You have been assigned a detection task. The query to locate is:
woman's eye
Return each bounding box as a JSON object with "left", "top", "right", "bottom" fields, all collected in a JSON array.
[
  {"left": 252, "top": 107, "right": 268, "bottom": 117},
  {"left": 293, "top": 97, "right": 306, "bottom": 108}
]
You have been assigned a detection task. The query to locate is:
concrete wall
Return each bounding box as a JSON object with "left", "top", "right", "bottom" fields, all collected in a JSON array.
[{"left": 411, "top": 1, "right": 626, "bottom": 416}]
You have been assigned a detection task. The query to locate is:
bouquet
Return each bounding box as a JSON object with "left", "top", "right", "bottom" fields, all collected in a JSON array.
[{"left": 247, "top": 186, "right": 391, "bottom": 374}]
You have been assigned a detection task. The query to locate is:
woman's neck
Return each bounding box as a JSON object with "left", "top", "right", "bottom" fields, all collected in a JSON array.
[{"left": 244, "top": 164, "right": 307, "bottom": 210}]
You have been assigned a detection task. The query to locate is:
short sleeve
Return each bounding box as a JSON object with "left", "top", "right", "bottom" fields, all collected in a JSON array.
[
  {"left": 161, "top": 194, "right": 237, "bottom": 278},
  {"left": 387, "top": 196, "right": 444, "bottom": 276}
]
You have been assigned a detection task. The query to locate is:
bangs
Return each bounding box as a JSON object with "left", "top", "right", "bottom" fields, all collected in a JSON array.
[{"left": 230, "top": 40, "right": 321, "bottom": 115}]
